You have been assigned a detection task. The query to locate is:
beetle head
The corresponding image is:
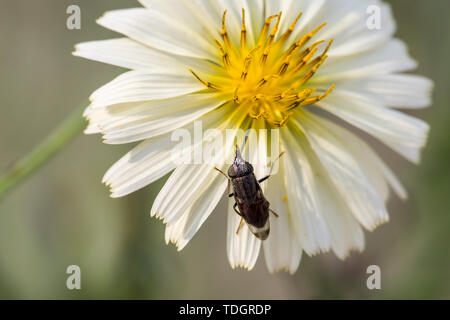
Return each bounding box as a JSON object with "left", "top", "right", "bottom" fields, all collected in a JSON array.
[{"left": 228, "top": 145, "right": 254, "bottom": 178}]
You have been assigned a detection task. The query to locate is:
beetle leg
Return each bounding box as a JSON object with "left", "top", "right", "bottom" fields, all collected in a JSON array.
[
  {"left": 214, "top": 167, "right": 233, "bottom": 197},
  {"left": 258, "top": 175, "right": 270, "bottom": 184},
  {"left": 236, "top": 218, "right": 245, "bottom": 235},
  {"left": 227, "top": 179, "right": 235, "bottom": 197},
  {"left": 226, "top": 180, "right": 233, "bottom": 197},
  {"left": 214, "top": 167, "right": 228, "bottom": 179},
  {"left": 233, "top": 202, "right": 243, "bottom": 216},
  {"left": 258, "top": 151, "right": 286, "bottom": 184},
  {"left": 269, "top": 209, "right": 279, "bottom": 218}
]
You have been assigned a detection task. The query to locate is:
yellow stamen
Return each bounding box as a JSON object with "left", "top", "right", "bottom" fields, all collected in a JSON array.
[
  {"left": 266, "top": 12, "right": 282, "bottom": 47},
  {"left": 241, "top": 8, "right": 247, "bottom": 53},
  {"left": 189, "top": 69, "right": 221, "bottom": 90},
  {"left": 299, "top": 85, "right": 335, "bottom": 106},
  {"left": 278, "top": 55, "right": 292, "bottom": 75},
  {"left": 295, "top": 22, "right": 327, "bottom": 49},
  {"left": 260, "top": 46, "right": 271, "bottom": 66},
  {"left": 256, "top": 75, "right": 280, "bottom": 90},
  {"left": 215, "top": 40, "right": 230, "bottom": 70},
  {"left": 221, "top": 10, "right": 232, "bottom": 49},
  {"left": 279, "top": 12, "right": 303, "bottom": 43},
  {"left": 188, "top": 10, "right": 334, "bottom": 127},
  {"left": 290, "top": 46, "right": 319, "bottom": 74},
  {"left": 258, "top": 14, "right": 280, "bottom": 46}
]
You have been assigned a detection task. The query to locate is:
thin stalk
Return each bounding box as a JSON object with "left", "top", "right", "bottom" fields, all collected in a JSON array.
[{"left": 0, "top": 103, "right": 87, "bottom": 201}]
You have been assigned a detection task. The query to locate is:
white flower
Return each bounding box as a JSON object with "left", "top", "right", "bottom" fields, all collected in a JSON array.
[{"left": 74, "top": 0, "right": 432, "bottom": 273}]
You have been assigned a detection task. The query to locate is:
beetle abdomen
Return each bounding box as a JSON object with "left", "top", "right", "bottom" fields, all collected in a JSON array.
[{"left": 248, "top": 219, "right": 270, "bottom": 240}]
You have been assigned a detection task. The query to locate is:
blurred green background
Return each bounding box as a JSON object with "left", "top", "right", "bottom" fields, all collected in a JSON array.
[{"left": 0, "top": 0, "right": 448, "bottom": 299}]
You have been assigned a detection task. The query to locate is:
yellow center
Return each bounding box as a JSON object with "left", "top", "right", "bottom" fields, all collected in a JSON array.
[{"left": 190, "top": 9, "right": 335, "bottom": 126}]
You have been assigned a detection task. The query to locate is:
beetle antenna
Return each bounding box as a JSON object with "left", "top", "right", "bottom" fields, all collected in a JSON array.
[{"left": 235, "top": 144, "right": 243, "bottom": 160}]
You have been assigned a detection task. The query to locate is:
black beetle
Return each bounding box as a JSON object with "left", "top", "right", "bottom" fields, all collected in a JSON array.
[{"left": 215, "top": 145, "right": 284, "bottom": 240}]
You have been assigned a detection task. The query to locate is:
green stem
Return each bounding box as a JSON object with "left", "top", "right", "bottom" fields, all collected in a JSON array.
[{"left": 0, "top": 103, "right": 87, "bottom": 201}]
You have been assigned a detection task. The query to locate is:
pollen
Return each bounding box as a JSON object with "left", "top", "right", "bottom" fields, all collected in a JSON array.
[{"left": 190, "top": 10, "right": 335, "bottom": 126}]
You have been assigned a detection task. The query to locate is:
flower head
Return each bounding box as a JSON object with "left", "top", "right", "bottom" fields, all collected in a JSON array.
[
  {"left": 188, "top": 9, "right": 335, "bottom": 127},
  {"left": 75, "top": 0, "right": 432, "bottom": 273}
]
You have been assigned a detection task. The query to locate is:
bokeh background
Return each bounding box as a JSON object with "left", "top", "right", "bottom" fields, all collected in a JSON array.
[{"left": 0, "top": 0, "right": 448, "bottom": 299}]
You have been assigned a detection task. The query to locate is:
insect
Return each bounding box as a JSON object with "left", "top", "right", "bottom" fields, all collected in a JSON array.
[{"left": 215, "top": 145, "right": 284, "bottom": 240}]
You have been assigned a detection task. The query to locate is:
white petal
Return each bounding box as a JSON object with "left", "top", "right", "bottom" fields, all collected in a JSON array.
[
  {"left": 293, "top": 112, "right": 391, "bottom": 230},
  {"left": 138, "top": 0, "right": 220, "bottom": 39},
  {"left": 154, "top": 164, "right": 211, "bottom": 223},
  {"left": 301, "top": 113, "right": 408, "bottom": 201},
  {"left": 263, "top": 164, "right": 302, "bottom": 274},
  {"left": 280, "top": 0, "right": 326, "bottom": 44},
  {"left": 158, "top": 110, "right": 250, "bottom": 250},
  {"left": 151, "top": 105, "right": 247, "bottom": 224},
  {"left": 249, "top": 119, "right": 269, "bottom": 190},
  {"left": 336, "top": 74, "right": 434, "bottom": 109},
  {"left": 264, "top": 0, "right": 295, "bottom": 32},
  {"left": 227, "top": 198, "right": 262, "bottom": 271},
  {"left": 213, "top": 0, "right": 259, "bottom": 47},
  {"left": 163, "top": 114, "right": 254, "bottom": 251},
  {"left": 292, "top": 127, "right": 365, "bottom": 259},
  {"left": 316, "top": 90, "right": 430, "bottom": 163},
  {"left": 209, "top": 0, "right": 245, "bottom": 46},
  {"left": 165, "top": 213, "right": 189, "bottom": 248},
  {"left": 89, "top": 70, "right": 204, "bottom": 108},
  {"left": 73, "top": 38, "right": 184, "bottom": 71},
  {"left": 84, "top": 120, "right": 101, "bottom": 135},
  {"left": 97, "top": 8, "right": 218, "bottom": 61},
  {"left": 175, "top": 172, "right": 228, "bottom": 250},
  {"left": 165, "top": 170, "right": 228, "bottom": 251},
  {"left": 155, "top": 161, "right": 220, "bottom": 228},
  {"left": 321, "top": 1, "right": 396, "bottom": 57},
  {"left": 98, "top": 94, "right": 228, "bottom": 144},
  {"left": 281, "top": 129, "right": 331, "bottom": 256},
  {"left": 104, "top": 101, "right": 234, "bottom": 198},
  {"left": 276, "top": 0, "right": 394, "bottom": 56},
  {"left": 103, "top": 133, "right": 178, "bottom": 198},
  {"left": 314, "top": 39, "right": 417, "bottom": 82}
]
